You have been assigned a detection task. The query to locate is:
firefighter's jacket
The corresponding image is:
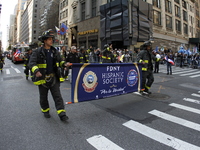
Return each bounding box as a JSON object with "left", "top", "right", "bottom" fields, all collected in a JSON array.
[
  {"left": 24, "top": 53, "right": 32, "bottom": 67},
  {"left": 137, "top": 49, "right": 155, "bottom": 71},
  {"left": 29, "top": 46, "right": 66, "bottom": 85},
  {"left": 102, "top": 48, "right": 113, "bottom": 63}
]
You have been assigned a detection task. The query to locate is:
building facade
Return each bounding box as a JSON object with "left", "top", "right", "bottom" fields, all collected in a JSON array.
[
  {"left": 16, "top": 0, "right": 28, "bottom": 43},
  {"left": 152, "top": 0, "right": 196, "bottom": 51}
]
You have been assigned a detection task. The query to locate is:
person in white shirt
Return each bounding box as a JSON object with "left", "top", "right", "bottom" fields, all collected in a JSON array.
[{"left": 154, "top": 51, "right": 161, "bottom": 73}]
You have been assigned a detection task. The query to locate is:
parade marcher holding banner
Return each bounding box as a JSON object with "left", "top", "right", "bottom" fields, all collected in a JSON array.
[
  {"left": 137, "top": 41, "right": 155, "bottom": 94},
  {"left": 102, "top": 44, "right": 113, "bottom": 63},
  {"left": 29, "top": 29, "right": 70, "bottom": 121}
]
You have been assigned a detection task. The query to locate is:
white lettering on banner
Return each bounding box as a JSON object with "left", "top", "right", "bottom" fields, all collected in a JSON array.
[
  {"left": 106, "top": 66, "right": 120, "bottom": 71},
  {"left": 102, "top": 78, "right": 123, "bottom": 84},
  {"left": 100, "top": 87, "right": 126, "bottom": 94}
]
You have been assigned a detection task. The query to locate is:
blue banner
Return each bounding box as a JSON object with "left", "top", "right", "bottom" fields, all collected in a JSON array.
[{"left": 71, "top": 63, "right": 142, "bottom": 103}]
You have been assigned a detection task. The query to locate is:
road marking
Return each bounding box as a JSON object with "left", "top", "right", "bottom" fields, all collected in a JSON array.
[
  {"left": 87, "top": 135, "right": 124, "bottom": 150},
  {"left": 180, "top": 71, "right": 200, "bottom": 76},
  {"left": 189, "top": 74, "right": 200, "bottom": 78},
  {"left": 169, "top": 103, "right": 200, "bottom": 115},
  {"left": 183, "top": 98, "right": 200, "bottom": 104},
  {"left": 172, "top": 70, "right": 194, "bottom": 75},
  {"left": 123, "top": 120, "right": 200, "bottom": 150},
  {"left": 6, "top": 69, "right": 10, "bottom": 74},
  {"left": 149, "top": 110, "right": 200, "bottom": 132},
  {"left": 11, "top": 66, "right": 21, "bottom": 73},
  {"left": 191, "top": 93, "right": 200, "bottom": 98}
]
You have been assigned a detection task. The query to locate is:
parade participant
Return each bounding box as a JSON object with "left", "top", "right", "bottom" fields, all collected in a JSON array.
[
  {"left": 137, "top": 41, "right": 155, "bottom": 94},
  {"left": 79, "top": 48, "right": 87, "bottom": 64},
  {"left": 101, "top": 44, "right": 113, "bottom": 63},
  {"left": 165, "top": 52, "right": 174, "bottom": 75},
  {"left": 66, "top": 46, "right": 80, "bottom": 82},
  {"left": 29, "top": 29, "right": 70, "bottom": 121},
  {"left": 24, "top": 48, "right": 33, "bottom": 80},
  {"left": 0, "top": 53, "right": 5, "bottom": 72},
  {"left": 154, "top": 51, "right": 161, "bottom": 73}
]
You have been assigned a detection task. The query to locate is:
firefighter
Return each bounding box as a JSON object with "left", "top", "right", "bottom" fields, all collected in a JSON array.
[
  {"left": 66, "top": 46, "right": 80, "bottom": 83},
  {"left": 101, "top": 44, "right": 113, "bottom": 63},
  {"left": 137, "top": 41, "right": 155, "bottom": 94},
  {"left": 29, "top": 29, "right": 70, "bottom": 121},
  {"left": 79, "top": 48, "right": 87, "bottom": 64},
  {"left": 24, "top": 48, "right": 33, "bottom": 80},
  {"left": 0, "top": 53, "right": 5, "bottom": 72}
]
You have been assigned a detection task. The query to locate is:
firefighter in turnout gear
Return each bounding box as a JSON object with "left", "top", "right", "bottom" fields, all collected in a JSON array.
[
  {"left": 0, "top": 53, "right": 5, "bottom": 72},
  {"left": 24, "top": 48, "right": 33, "bottom": 80},
  {"left": 137, "top": 41, "right": 155, "bottom": 94},
  {"left": 101, "top": 44, "right": 113, "bottom": 63},
  {"left": 29, "top": 29, "right": 71, "bottom": 121}
]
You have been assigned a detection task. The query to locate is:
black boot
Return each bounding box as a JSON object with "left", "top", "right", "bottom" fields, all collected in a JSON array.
[
  {"left": 60, "top": 115, "right": 69, "bottom": 121},
  {"left": 144, "top": 88, "right": 152, "bottom": 94},
  {"left": 43, "top": 112, "right": 51, "bottom": 118}
]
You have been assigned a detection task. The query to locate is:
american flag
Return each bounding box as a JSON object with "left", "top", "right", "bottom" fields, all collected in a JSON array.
[
  {"left": 14, "top": 49, "right": 21, "bottom": 57},
  {"left": 55, "top": 26, "right": 60, "bottom": 35},
  {"left": 164, "top": 56, "right": 174, "bottom": 65}
]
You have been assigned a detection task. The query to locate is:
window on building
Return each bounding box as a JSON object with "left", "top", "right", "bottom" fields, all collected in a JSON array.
[
  {"left": 174, "top": 0, "right": 179, "bottom": 4},
  {"left": 175, "top": 5, "right": 180, "bottom": 18},
  {"left": 63, "top": 0, "right": 66, "bottom": 7},
  {"left": 166, "top": 15, "right": 172, "bottom": 29},
  {"left": 66, "top": 9, "right": 68, "bottom": 17},
  {"left": 142, "top": 0, "right": 147, "bottom": 2},
  {"left": 81, "top": 2, "right": 85, "bottom": 21},
  {"left": 153, "top": 10, "right": 161, "bottom": 25},
  {"left": 182, "top": 0, "right": 187, "bottom": 9},
  {"left": 107, "top": 0, "right": 115, "bottom": 3},
  {"left": 165, "top": 0, "right": 172, "bottom": 13},
  {"left": 92, "top": 0, "right": 97, "bottom": 17},
  {"left": 190, "top": 26, "right": 193, "bottom": 37},
  {"left": 191, "top": 16, "right": 193, "bottom": 24},
  {"left": 66, "top": 0, "right": 68, "bottom": 6},
  {"left": 196, "top": 10, "right": 199, "bottom": 18},
  {"left": 183, "top": 23, "right": 188, "bottom": 34},
  {"left": 183, "top": 10, "right": 187, "bottom": 21},
  {"left": 198, "top": 20, "right": 200, "bottom": 28},
  {"left": 176, "top": 19, "right": 181, "bottom": 32},
  {"left": 153, "top": 0, "right": 161, "bottom": 8}
]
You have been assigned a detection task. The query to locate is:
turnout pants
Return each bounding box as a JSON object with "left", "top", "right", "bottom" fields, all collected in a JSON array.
[
  {"left": 38, "top": 78, "right": 66, "bottom": 117},
  {"left": 141, "top": 70, "right": 154, "bottom": 90}
]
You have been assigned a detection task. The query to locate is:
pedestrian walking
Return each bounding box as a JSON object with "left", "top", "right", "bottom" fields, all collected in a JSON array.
[
  {"left": 29, "top": 29, "right": 70, "bottom": 121},
  {"left": 165, "top": 52, "right": 174, "bottom": 75},
  {"left": 154, "top": 51, "right": 161, "bottom": 73}
]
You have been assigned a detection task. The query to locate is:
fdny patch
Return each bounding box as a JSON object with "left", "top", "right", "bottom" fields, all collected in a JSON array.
[
  {"left": 82, "top": 71, "right": 98, "bottom": 93},
  {"left": 127, "top": 69, "right": 138, "bottom": 87}
]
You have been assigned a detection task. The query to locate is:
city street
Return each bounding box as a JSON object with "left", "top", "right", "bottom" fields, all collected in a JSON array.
[{"left": 1, "top": 58, "right": 200, "bottom": 150}]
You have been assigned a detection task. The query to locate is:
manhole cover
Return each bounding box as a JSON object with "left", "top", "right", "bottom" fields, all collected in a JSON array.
[
  {"left": 148, "top": 93, "right": 170, "bottom": 100},
  {"left": 3, "top": 76, "right": 23, "bottom": 81}
]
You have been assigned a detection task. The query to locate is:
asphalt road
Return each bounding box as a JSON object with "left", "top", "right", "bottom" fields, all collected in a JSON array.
[{"left": 1, "top": 58, "right": 200, "bottom": 150}]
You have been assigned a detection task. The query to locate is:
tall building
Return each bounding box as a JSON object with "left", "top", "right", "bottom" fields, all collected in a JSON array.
[
  {"left": 21, "top": 0, "right": 40, "bottom": 44},
  {"left": 9, "top": 15, "right": 16, "bottom": 46},
  {"left": 16, "top": 0, "right": 28, "bottom": 43},
  {"left": 38, "top": 0, "right": 59, "bottom": 36}
]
